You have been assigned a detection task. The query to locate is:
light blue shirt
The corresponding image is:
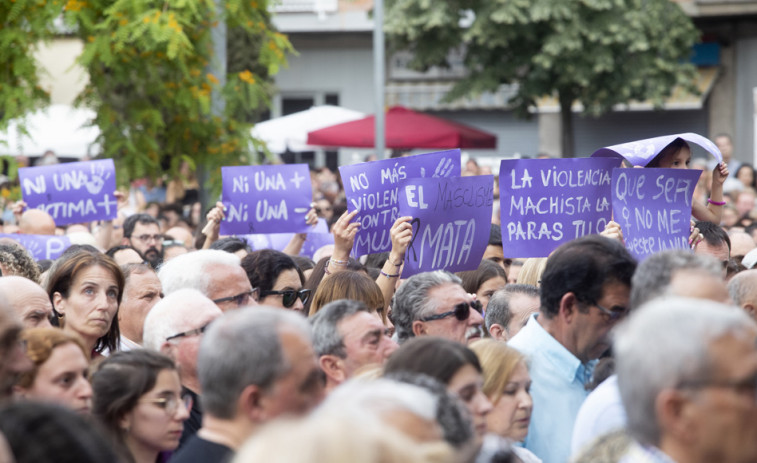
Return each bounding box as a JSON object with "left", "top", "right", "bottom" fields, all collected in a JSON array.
[{"left": 508, "top": 313, "right": 597, "bottom": 463}]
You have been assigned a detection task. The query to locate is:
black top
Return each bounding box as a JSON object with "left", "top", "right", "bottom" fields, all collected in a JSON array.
[
  {"left": 178, "top": 387, "right": 202, "bottom": 449},
  {"left": 169, "top": 435, "right": 232, "bottom": 463}
]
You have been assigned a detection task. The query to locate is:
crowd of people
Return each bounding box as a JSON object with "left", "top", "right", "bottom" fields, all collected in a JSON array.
[{"left": 0, "top": 133, "right": 757, "bottom": 463}]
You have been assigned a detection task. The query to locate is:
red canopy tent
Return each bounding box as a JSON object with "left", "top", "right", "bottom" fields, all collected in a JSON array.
[{"left": 306, "top": 106, "right": 497, "bottom": 149}]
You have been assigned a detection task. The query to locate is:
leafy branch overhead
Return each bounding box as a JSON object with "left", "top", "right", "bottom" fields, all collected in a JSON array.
[
  {"left": 64, "top": 0, "right": 293, "bottom": 188},
  {"left": 385, "top": 0, "right": 700, "bottom": 154}
]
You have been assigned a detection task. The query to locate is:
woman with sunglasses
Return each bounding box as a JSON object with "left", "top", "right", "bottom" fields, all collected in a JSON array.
[
  {"left": 92, "top": 349, "right": 190, "bottom": 463},
  {"left": 241, "top": 250, "right": 310, "bottom": 313}
]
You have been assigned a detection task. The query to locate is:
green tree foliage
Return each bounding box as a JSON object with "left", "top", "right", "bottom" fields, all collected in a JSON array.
[
  {"left": 385, "top": 0, "right": 700, "bottom": 156},
  {"left": 64, "top": 0, "right": 293, "bottom": 189},
  {"left": 0, "top": 0, "right": 63, "bottom": 129}
]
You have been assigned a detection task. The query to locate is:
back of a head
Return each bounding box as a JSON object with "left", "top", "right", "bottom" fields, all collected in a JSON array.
[
  {"left": 197, "top": 307, "right": 311, "bottom": 419},
  {"left": 615, "top": 297, "right": 755, "bottom": 446},
  {"left": 19, "top": 209, "right": 56, "bottom": 236},
  {"left": 540, "top": 235, "right": 636, "bottom": 318},
  {"left": 0, "top": 401, "right": 118, "bottom": 463},
  {"left": 309, "top": 270, "right": 384, "bottom": 317},
  {"left": 728, "top": 268, "right": 757, "bottom": 307},
  {"left": 158, "top": 249, "right": 241, "bottom": 295},
  {"left": 142, "top": 288, "right": 219, "bottom": 351},
  {"left": 630, "top": 250, "right": 723, "bottom": 309},
  {"left": 383, "top": 337, "right": 481, "bottom": 385},
  {"left": 392, "top": 271, "right": 462, "bottom": 344},
  {"left": 0, "top": 244, "right": 40, "bottom": 283},
  {"left": 233, "top": 411, "right": 452, "bottom": 463}
]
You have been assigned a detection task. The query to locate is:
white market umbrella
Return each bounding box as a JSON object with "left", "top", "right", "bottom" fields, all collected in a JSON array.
[
  {"left": 252, "top": 105, "right": 365, "bottom": 153},
  {"left": 0, "top": 104, "right": 100, "bottom": 158}
]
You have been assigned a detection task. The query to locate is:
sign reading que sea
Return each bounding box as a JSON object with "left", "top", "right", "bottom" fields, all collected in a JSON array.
[
  {"left": 398, "top": 175, "right": 493, "bottom": 277},
  {"left": 499, "top": 158, "right": 620, "bottom": 258},
  {"left": 221, "top": 164, "right": 313, "bottom": 235},
  {"left": 611, "top": 167, "right": 700, "bottom": 261},
  {"left": 19, "top": 159, "right": 118, "bottom": 226},
  {"left": 339, "top": 149, "right": 461, "bottom": 256}
]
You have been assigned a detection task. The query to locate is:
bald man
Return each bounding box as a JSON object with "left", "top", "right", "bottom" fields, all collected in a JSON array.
[
  {"left": 0, "top": 276, "right": 53, "bottom": 328},
  {"left": 18, "top": 209, "right": 56, "bottom": 235},
  {"left": 728, "top": 269, "right": 757, "bottom": 319}
]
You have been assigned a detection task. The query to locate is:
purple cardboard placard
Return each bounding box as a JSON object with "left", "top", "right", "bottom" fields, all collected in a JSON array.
[
  {"left": 220, "top": 164, "right": 313, "bottom": 235},
  {"left": 339, "top": 149, "right": 461, "bottom": 257},
  {"left": 240, "top": 219, "right": 334, "bottom": 259},
  {"left": 591, "top": 132, "right": 722, "bottom": 166},
  {"left": 19, "top": 159, "right": 117, "bottom": 226},
  {"left": 499, "top": 158, "right": 621, "bottom": 258},
  {"left": 611, "top": 167, "right": 701, "bottom": 261},
  {"left": 397, "top": 175, "right": 493, "bottom": 277},
  {"left": 0, "top": 233, "right": 71, "bottom": 261}
]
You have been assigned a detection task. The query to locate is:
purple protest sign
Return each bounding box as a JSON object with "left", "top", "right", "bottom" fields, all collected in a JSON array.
[
  {"left": 591, "top": 132, "right": 722, "bottom": 166},
  {"left": 241, "top": 219, "right": 334, "bottom": 259},
  {"left": 220, "top": 164, "right": 313, "bottom": 235},
  {"left": 611, "top": 167, "right": 701, "bottom": 261},
  {"left": 19, "top": 159, "right": 117, "bottom": 226},
  {"left": 397, "top": 175, "right": 493, "bottom": 277},
  {"left": 339, "top": 149, "right": 461, "bottom": 256},
  {"left": 499, "top": 158, "right": 620, "bottom": 258},
  {"left": 0, "top": 234, "right": 71, "bottom": 261}
]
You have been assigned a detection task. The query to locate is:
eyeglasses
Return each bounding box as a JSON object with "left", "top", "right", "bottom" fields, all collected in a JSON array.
[
  {"left": 141, "top": 394, "right": 193, "bottom": 416},
  {"left": 212, "top": 288, "right": 260, "bottom": 307},
  {"left": 420, "top": 300, "right": 483, "bottom": 322},
  {"left": 594, "top": 302, "right": 628, "bottom": 322},
  {"left": 133, "top": 234, "right": 163, "bottom": 244},
  {"left": 258, "top": 289, "right": 311, "bottom": 308},
  {"left": 679, "top": 374, "right": 757, "bottom": 401},
  {"left": 166, "top": 324, "right": 209, "bottom": 342}
]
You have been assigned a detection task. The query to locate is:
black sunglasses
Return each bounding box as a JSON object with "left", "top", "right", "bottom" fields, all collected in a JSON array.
[
  {"left": 420, "top": 300, "right": 483, "bottom": 322},
  {"left": 259, "top": 289, "right": 311, "bottom": 308}
]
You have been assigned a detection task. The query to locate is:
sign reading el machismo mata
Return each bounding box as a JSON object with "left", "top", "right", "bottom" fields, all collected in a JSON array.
[{"left": 398, "top": 175, "right": 493, "bottom": 277}]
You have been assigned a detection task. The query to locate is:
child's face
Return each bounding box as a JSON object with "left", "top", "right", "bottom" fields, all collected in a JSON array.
[{"left": 656, "top": 147, "right": 691, "bottom": 169}]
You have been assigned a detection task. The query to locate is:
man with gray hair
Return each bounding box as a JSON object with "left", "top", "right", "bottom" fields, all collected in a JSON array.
[
  {"left": 615, "top": 298, "right": 757, "bottom": 463},
  {"left": 311, "top": 300, "right": 397, "bottom": 393},
  {"left": 143, "top": 288, "right": 223, "bottom": 446},
  {"left": 392, "top": 270, "right": 484, "bottom": 345},
  {"left": 572, "top": 250, "right": 730, "bottom": 457},
  {"left": 485, "top": 284, "right": 540, "bottom": 341},
  {"left": 170, "top": 307, "right": 324, "bottom": 463},
  {"left": 158, "top": 249, "right": 258, "bottom": 311},
  {"left": 727, "top": 268, "right": 757, "bottom": 319}
]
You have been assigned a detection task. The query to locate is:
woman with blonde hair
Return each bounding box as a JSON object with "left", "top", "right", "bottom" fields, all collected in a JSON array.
[
  {"left": 470, "top": 339, "right": 540, "bottom": 463},
  {"left": 14, "top": 327, "right": 92, "bottom": 415},
  {"left": 516, "top": 258, "right": 547, "bottom": 287}
]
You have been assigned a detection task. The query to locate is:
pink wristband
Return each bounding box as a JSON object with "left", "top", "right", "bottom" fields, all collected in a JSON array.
[{"left": 708, "top": 198, "right": 726, "bottom": 206}]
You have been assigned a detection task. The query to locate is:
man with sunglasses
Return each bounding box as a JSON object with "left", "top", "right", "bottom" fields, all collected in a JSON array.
[
  {"left": 143, "top": 288, "right": 223, "bottom": 447},
  {"left": 508, "top": 235, "right": 636, "bottom": 463},
  {"left": 158, "top": 249, "right": 258, "bottom": 312},
  {"left": 393, "top": 270, "right": 485, "bottom": 345}
]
